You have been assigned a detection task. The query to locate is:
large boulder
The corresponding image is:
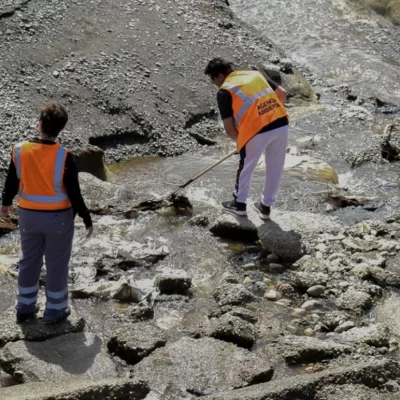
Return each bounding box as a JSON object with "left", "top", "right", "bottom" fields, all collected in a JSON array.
[
  {"left": 0, "top": 379, "right": 149, "bottom": 400},
  {"left": 133, "top": 337, "right": 274, "bottom": 397},
  {"left": 0, "top": 333, "right": 117, "bottom": 383},
  {"left": 0, "top": 307, "right": 85, "bottom": 348},
  {"left": 108, "top": 323, "right": 167, "bottom": 365}
]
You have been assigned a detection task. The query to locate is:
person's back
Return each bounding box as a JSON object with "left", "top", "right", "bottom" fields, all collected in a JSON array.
[{"left": 1, "top": 103, "right": 93, "bottom": 324}]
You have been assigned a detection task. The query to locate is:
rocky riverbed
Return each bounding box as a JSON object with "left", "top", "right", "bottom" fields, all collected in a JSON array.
[{"left": 2, "top": 0, "right": 400, "bottom": 399}]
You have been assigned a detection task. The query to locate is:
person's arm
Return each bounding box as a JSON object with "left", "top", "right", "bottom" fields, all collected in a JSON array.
[
  {"left": 1, "top": 156, "right": 19, "bottom": 217},
  {"left": 217, "top": 89, "right": 238, "bottom": 142},
  {"left": 63, "top": 152, "right": 93, "bottom": 234}
]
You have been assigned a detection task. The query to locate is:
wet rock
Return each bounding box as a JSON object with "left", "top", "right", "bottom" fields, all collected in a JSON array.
[
  {"left": 188, "top": 214, "right": 210, "bottom": 227},
  {"left": 72, "top": 145, "right": 109, "bottom": 181},
  {"left": 336, "top": 288, "right": 372, "bottom": 312},
  {"left": 210, "top": 213, "right": 258, "bottom": 242},
  {"left": 307, "top": 285, "right": 325, "bottom": 297},
  {"left": 341, "top": 324, "right": 390, "bottom": 347},
  {"left": 108, "top": 323, "right": 167, "bottom": 365},
  {"left": 0, "top": 333, "right": 117, "bottom": 383},
  {"left": 227, "top": 307, "right": 259, "bottom": 324},
  {"left": 334, "top": 321, "right": 356, "bottom": 333},
  {"left": 133, "top": 337, "right": 274, "bottom": 397},
  {"left": 155, "top": 275, "right": 192, "bottom": 295},
  {"left": 276, "top": 282, "right": 297, "bottom": 297},
  {"left": 266, "top": 254, "right": 280, "bottom": 263},
  {"left": 114, "top": 304, "right": 154, "bottom": 323},
  {"left": 213, "top": 282, "right": 256, "bottom": 307},
  {"left": 368, "top": 266, "right": 400, "bottom": 288},
  {"left": 71, "top": 276, "right": 142, "bottom": 302},
  {"left": 202, "top": 360, "right": 398, "bottom": 400},
  {"left": 275, "top": 335, "right": 352, "bottom": 364},
  {"left": 0, "top": 378, "right": 149, "bottom": 400},
  {"left": 268, "top": 263, "right": 286, "bottom": 273},
  {"left": 188, "top": 132, "right": 217, "bottom": 146},
  {"left": 301, "top": 299, "right": 324, "bottom": 310},
  {"left": 0, "top": 307, "right": 85, "bottom": 348},
  {"left": 316, "top": 384, "right": 400, "bottom": 400}
]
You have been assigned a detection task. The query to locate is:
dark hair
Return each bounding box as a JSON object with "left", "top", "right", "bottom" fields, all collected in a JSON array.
[
  {"left": 39, "top": 103, "right": 68, "bottom": 137},
  {"left": 204, "top": 58, "right": 234, "bottom": 79}
]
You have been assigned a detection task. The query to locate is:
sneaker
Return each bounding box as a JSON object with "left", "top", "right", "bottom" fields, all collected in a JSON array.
[
  {"left": 44, "top": 307, "right": 71, "bottom": 325},
  {"left": 222, "top": 200, "right": 247, "bottom": 216},
  {"left": 16, "top": 306, "right": 39, "bottom": 324},
  {"left": 254, "top": 201, "right": 271, "bottom": 220}
]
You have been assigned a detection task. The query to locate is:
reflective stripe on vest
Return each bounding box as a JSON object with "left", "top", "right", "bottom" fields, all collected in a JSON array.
[{"left": 14, "top": 144, "right": 69, "bottom": 204}]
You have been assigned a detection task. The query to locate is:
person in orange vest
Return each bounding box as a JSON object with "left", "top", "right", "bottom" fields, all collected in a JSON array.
[
  {"left": 1, "top": 103, "right": 93, "bottom": 324},
  {"left": 204, "top": 58, "right": 289, "bottom": 219}
]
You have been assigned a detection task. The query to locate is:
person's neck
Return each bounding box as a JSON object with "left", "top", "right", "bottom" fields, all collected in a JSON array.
[{"left": 39, "top": 134, "right": 56, "bottom": 142}]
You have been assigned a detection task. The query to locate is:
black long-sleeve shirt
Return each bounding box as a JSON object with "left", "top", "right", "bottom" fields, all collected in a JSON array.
[{"left": 1, "top": 139, "right": 92, "bottom": 228}]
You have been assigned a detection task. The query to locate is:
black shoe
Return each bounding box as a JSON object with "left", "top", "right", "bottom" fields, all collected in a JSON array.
[
  {"left": 222, "top": 200, "right": 247, "bottom": 216},
  {"left": 254, "top": 201, "right": 271, "bottom": 220},
  {"left": 16, "top": 306, "right": 39, "bottom": 324},
  {"left": 44, "top": 307, "right": 71, "bottom": 325}
]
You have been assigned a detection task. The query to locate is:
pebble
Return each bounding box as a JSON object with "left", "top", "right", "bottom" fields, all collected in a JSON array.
[
  {"left": 266, "top": 254, "right": 280, "bottom": 263},
  {"left": 242, "top": 263, "right": 256, "bottom": 270},
  {"left": 301, "top": 300, "right": 324, "bottom": 310},
  {"left": 264, "top": 290, "right": 278, "bottom": 301},
  {"left": 53, "top": 70, "right": 60, "bottom": 78},
  {"left": 304, "top": 328, "right": 314, "bottom": 337},
  {"left": 307, "top": 285, "right": 325, "bottom": 298},
  {"left": 292, "top": 308, "right": 307, "bottom": 317},
  {"left": 269, "top": 263, "right": 285, "bottom": 273},
  {"left": 334, "top": 321, "right": 355, "bottom": 333},
  {"left": 243, "top": 277, "right": 253, "bottom": 285}
]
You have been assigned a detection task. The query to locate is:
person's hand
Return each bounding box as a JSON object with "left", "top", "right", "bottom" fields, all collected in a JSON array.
[
  {"left": 1, "top": 205, "right": 13, "bottom": 218},
  {"left": 86, "top": 225, "right": 94, "bottom": 239}
]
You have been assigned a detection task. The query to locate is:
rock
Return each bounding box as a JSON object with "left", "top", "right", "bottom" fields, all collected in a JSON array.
[
  {"left": 292, "top": 271, "right": 329, "bottom": 289},
  {"left": 381, "top": 119, "right": 400, "bottom": 160},
  {"left": 71, "top": 276, "right": 142, "bottom": 302},
  {"left": 268, "top": 263, "right": 285, "bottom": 273},
  {"left": 53, "top": 70, "right": 60, "bottom": 78},
  {"left": 315, "top": 383, "right": 400, "bottom": 400},
  {"left": 334, "top": 321, "right": 355, "bottom": 333},
  {"left": 213, "top": 282, "right": 256, "bottom": 307},
  {"left": 336, "top": 288, "right": 372, "bottom": 312},
  {"left": 304, "top": 328, "right": 314, "bottom": 336},
  {"left": 202, "top": 360, "right": 398, "bottom": 400},
  {"left": 108, "top": 323, "right": 167, "bottom": 365},
  {"left": 209, "top": 314, "right": 257, "bottom": 348},
  {"left": 72, "top": 145, "right": 109, "bottom": 181},
  {"left": 133, "top": 337, "right": 273, "bottom": 397},
  {"left": 341, "top": 324, "right": 390, "bottom": 347},
  {"left": 376, "top": 295, "right": 400, "bottom": 337},
  {"left": 259, "top": 63, "right": 281, "bottom": 82},
  {"left": 342, "top": 237, "right": 378, "bottom": 253},
  {"left": 0, "top": 379, "right": 149, "bottom": 400},
  {"left": 301, "top": 300, "right": 324, "bottom": 310},
  {"left": 368, "top": 266, "right": 400, "bottom": 288},
  {"left": 276, "top": 335, "right": 352, "bottom": 364},
  {"left": 117, "top": 242, "right": 169, "bottom": 267},
  {"left": 114, "top": 304, "right": 154, "bottom": 323},
  {"left": 188, "top": 132, "right": 217, "bottom": 146},
  {"left": 0, "top": 333, "right": 117, "bottom": 383},
  {"left": 155, "top": 275, "right": 192, "bottom": 295},
  {"left": 351, "top": 263, "right": 371, "bottom": 279},
  {"left": 266, "top": 254, "right": 280, "bottom": 263},
  {"left": 188, "top": 214, "right": 209, "bottom": 227},
  {"left": 0, "top": 220, "right": 18, "bottom": 236},
  {"left": 227, "top": 307, "right": 259, "bottom": 324},
  {"left": 210, "top": 213, "right": 258, "bottom": 242},
  {"left": 0, "top": 307, "right": 85, "bottom": 348},
  {"left": 307, "top": 285, "right": 325, "bottom": 298},
  {"left": 265, "top": 290, "right": 278, "bottom": 301}
]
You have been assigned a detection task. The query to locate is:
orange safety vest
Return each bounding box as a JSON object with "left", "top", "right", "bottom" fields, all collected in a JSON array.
[
  {"left": 12, "top": 141, "right": 72, "bottom": 211},
  {"left": 221, "top": 71, "right": 288, "bottom": 151}
]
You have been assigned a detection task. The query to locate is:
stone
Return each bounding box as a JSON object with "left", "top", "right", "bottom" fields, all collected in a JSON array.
[
  {"left": 209, "top": 314, "right": 257, "bottom": 348},
  {"left": 71, "top": 145, "right": 109, "bottom": 181},
  {"left": 307, "top": 285, "right": 325, "bottom": 297},
  {"left": 0, "top": 307, "right": 85, "bottom": 348},
  {"left": 351, "top": 251, "right": 386, "bottom": 268},
  {"left": 71, "top": 276, "right": 142, "bottom": 302},
  {"left": 265, "top": 290, "right": 278, "bottom": 301},
  {"left": 266, "top": 254, "right": 280, "bottom": 263},
  {"left": 342, "top": 238, "right": 378, "bottom": 253},
  {"left": 259, "top": 63, "right": 281, "bottom": 82},
  {"left": 133, "top": 337, "right": 273, "bottom": 397},
  {"left": 336, "top": 288, "right": 372, "bottom": 312},
  {"left": 108, "top": 323, "right": 167, "bottom": 365},
  {"left": 301, "top": 300, "right": 324, "bottom": 310},
  {"left": 341, "top": 324, "right": 390, "bottom": 347},
  {"left": 155, "top": 275, "right": 192, "bottom": 295},
  {"left": 368, "top": 266, "right": 400, "bottom": 288},
  {"left": 268, "top": 263, "right": 285, "bottom": 273},
  {"left": 213, "top": 283, "right": 255, "bottom": 307},
  {"left": 227, "top": 307, "right": 258, "bottom": 324},
  {"left": 315, "top": 383, "right": 400, "bottom": 400},
  {"left": 0, "top": 379, "right": 149, "bottom": 400},
  {"left": 0, "top": 333, "right": 117, "bottom": 383},
  {"left": 304, "top": 328, "right": 314, "bottom": 336},
  {"left": 188, "top": 214, "right": 209, "bottom": 227},
  {"left": 210, "top": 213, "right": 258, "bottom": 242},
  {"left": 275, "top": 335, "right": 352, "bottom": 364},
  {"left": 201, "top": 360, "right": 398, "bottom": 400},
  {"left": 292, "top": 271, "right": 329, "bottom": 289},
  {"left": 334, "top": 321, "right": 355, "bottom": 333},
  {"left": 351, "top": 263, "right": 370, "bottom": 279}
]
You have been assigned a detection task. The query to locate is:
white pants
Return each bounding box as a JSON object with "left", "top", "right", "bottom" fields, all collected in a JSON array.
[{"left": 235, "top": 125, "right": 288, "bottom": 206}]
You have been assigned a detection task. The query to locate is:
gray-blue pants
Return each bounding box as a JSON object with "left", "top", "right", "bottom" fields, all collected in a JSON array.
[{"left": 17, "top": 208, "right": 74, "bottom": 318}]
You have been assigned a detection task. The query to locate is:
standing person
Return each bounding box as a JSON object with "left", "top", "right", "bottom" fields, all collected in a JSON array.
[
  {"left": 204, "top": 58, "right": 289, "bottom": 220},
  {"left": 1, "top": 103, "right": 93, "bottom": 324}
]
